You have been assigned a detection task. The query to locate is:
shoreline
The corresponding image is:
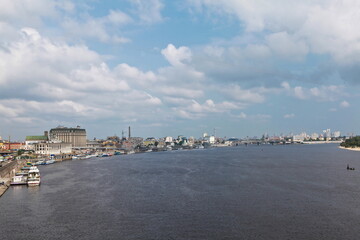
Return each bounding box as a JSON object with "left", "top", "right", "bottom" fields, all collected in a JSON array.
[{"left": 339, "top": 146, "right": 360, "bottom": 152}]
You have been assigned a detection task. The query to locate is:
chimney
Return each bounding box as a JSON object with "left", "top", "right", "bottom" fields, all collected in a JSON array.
[{"left": 128, "top": 126, "right": 131, "bottom": 139}]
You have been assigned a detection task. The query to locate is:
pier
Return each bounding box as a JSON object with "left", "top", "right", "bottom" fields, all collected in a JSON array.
[{"left": 0, "top": 160, "right": 27, "bottom": 197}]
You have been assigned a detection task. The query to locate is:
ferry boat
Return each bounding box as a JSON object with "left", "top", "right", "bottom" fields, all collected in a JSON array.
[
  {"left": 10, "top": 175, "right": 27, "bottom": 185},
  {"left": 27, "top": 166, "right": 41, "bottom": 186}
]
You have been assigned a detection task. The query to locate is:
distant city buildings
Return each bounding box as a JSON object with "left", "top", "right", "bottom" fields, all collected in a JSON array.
[{"left": 0, "top": 125, "right": 348, "bottom": 158}]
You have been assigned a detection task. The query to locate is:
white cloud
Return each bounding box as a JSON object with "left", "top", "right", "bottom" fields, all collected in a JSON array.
[
  {"left": 340, "top": 100, "right": 350, "bottom": 108},
  {"left": 106, "top": 10, "right": 133, "bottom": 25},
  {"left": 173, "top": 99, "right": 242, "bottom": 120},
  {"left": 266, "top": 31, "right": 309, "bottom": 61},
  {"left": 222, "top": 85, "right": 269, "bottom": 103},
  {"left": 237, "top": 112, "right": 247, "bottom": 119},
  {"left": 187, "top": 0, "right": 360, "bottom": 66},
  {"left": 284, "top": 113, "right": 295, "bottom": 119},
  {"left": 0, "top": 0, "right": 59, "bottom": 26},
  {"left": 161, "top": 44, "right": 193, "bottom": 67},
  {"left": 158, "top": 87, "right": 203, "bottom": 98},
  {"left": 61, "top": 10, "right": 132, "bottom": 43},
  {"left": 284, "top": 82, "right": 346, "bottom": 101},
  {"left": 114, "top": 63, "right": 157, "bottom": 87},
  {"left": 130, "top": 0, "right": 164, "bottom": 23}
]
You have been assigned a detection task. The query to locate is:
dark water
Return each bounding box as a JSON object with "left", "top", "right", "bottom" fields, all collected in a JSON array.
[{"left": 1, "top": 144, "right": 360, "bottom": 240}]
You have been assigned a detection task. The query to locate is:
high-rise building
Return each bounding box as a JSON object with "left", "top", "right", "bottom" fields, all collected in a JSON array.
[{"left": 49, "top": 126, "right": 87, "bottom": 147}]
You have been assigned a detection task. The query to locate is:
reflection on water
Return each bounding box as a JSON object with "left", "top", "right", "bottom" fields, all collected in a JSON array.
[{"left": 1, "top": 144, "right": 360, "bottom": 240}]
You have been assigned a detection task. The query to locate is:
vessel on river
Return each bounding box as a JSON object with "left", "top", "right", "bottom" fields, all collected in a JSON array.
[{"left": 27, "top": 166, "right": 41, "bottom": 186}]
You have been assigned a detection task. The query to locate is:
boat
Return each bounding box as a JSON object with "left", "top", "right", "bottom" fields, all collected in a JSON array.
[
  {"left": 44, "top": 159, "right": 56, "bottom": 164},
  {"left": 34, "top": 160, "right": 45, "bottom": 165},
  {"left": 11, "top": 175, "right": 27, "bottom": 185},
  {"left": 27, "top": 166, "right": 41, "bottom": 186}
]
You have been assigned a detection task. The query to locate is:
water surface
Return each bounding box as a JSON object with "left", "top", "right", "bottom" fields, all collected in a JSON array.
[{"left": 1, "top": 144, "right": 360, "bottom": 240}]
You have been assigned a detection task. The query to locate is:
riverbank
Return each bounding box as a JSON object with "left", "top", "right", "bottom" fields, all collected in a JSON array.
[
  {"left": 339, "top": 146, "right": 360, "bottom": 151},
  {"left": 0, "top": 160, "right": 27, "bottom": 197}
]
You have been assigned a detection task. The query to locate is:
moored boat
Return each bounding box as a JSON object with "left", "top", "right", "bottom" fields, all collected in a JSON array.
[
  {"left": 44, "top": 159, "right": 56, "bottom": 164},
  {"left": 27, "top": 166, "right": 41, "bottom": 186},
  {"left": 11, "top": 175, "right": 27, "bottom": 185}
]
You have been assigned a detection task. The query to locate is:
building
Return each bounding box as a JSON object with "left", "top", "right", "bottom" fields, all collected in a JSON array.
[
  {"left": 165, "top": 136, "right": 173, "bottom": 144},
  {"left": 2, "top": 142, "right": 25, "bottom": 150},
  {"left": 49, "top": 126, "right": 87, "bottom": 147},
  {"left": 25, "top": 135, "right": 48, "bottom": 150},
  {"left": 332, "top": 131, "right": 341, "bottom": 138},
  {"left": 33, "top": 142, "right": 72, "bottom": 155}
]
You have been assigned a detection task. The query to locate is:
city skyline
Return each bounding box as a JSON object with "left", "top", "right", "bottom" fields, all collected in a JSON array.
[{"left": 1, "top": 1, "right": 360, "bottom": 140}]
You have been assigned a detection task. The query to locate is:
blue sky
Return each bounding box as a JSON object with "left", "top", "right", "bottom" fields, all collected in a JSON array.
[{"left": 0, "top": 0, "right": 359, "bottom": 140}]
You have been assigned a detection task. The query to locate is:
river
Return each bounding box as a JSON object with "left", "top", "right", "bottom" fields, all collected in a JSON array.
[{"left": 1, "top": 144, "right": 360, "bottom": 239}]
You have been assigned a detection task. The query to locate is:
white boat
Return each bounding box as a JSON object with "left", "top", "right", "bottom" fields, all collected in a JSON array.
[
  {"left": 27, "top": 166, "right": 41, "bottom": 186},
  {"left": 11, "top": 175, "right": 27, "bottom": 185},
  {"left": 45, "top": 159, "right": 56, "bottom": 164}
]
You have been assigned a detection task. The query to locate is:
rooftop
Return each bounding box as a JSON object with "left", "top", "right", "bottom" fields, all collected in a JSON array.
[{"left": 26, "top": 136, "right": 48, "bottom": 141}]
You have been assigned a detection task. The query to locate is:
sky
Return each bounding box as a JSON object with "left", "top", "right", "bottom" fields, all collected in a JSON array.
[{"left": 1, "top": 0, "right": 360, "bottom": 140}]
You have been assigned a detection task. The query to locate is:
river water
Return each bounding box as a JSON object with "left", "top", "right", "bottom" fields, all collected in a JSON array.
[{"left": 1, "top": 144, "right": 360, "bottom": 240}]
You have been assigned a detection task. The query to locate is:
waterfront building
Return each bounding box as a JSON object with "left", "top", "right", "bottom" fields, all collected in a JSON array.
[
  {"left": 323, "top": 129, "right": 331, "bottom": 138},
  {"left": 121, "top": 137, "right": 143, "bottom": 150},
  {"left": 332, "top": 131, "right": 341, "bottom": 138},
  {"left": 293, "top": 132, "right": 308, "bottom": 142},
  {"left": 2, "top": 142, "right": 25, "bottom": 150},
  {"left": 209, "top": 136, "right": 215, "bottom": 144},
  {"left": 165, "top": 136, "right": 173, "bottom": 143},
  {"left": 25, "top": 135, "right": 48, "bottom": 150},
  {"left": 33, "top": 142, "right": 72, "bottom": 155},
  {"left": 49, "top": 126, "right": 87, "bottom": 147},
  {"left": 143, "top": 137, "right": 156, "bottom": 146},
  {"left": 86, "top": 140, "right": 101, "bottom": 148},
  {"left": 311, "top": 133, "right": 319, "bottom": 140}
]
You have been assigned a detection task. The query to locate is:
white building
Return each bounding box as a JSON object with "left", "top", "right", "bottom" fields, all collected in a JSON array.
[
  {"left": 310, "top": 133, "right": 319, "bottom": 140},
  {"left": 293, "top": 132, "right": 308, "bottom": 141},
  {"left": 25, "top": 135, "right": 49, "bottom": 150},
  {"left": 332, "top": 131, "right": 341, "bottom": 138},
  {"left": 323, "top": 129, "right": 331, "bottom": 138},
  {"left": 33, "top": 142, "right": 72, "bottom": 155}
]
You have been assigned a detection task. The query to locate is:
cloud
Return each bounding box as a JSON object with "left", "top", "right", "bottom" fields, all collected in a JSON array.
[
  {"left": 283, "top": 82, "right": 346, "bottom": 101},
  {"left": 188, "top": 0, "right": 360, "bottom": 66},
  {"left": 161, "top": 44, "right": 193, "bottom": 67},
  {"left": 130, "top": 0, "right": 164, "bottom": 23},
  {"left": 173, "top": 99, "right": 242, "bottom": 119},
  {"left": 62, "top": 10, "right": 132, "bottom": 43},
  {"left": 266, "top": 31, "right": 309, "bottom": 61},
  {"left": 237, "top": 112, "right": 247, "bottom": 119},
  {"left": 222, "top": 85, "right": 266, "bottom": 103},
  {"left": 284, "top": 113, "right": 295, "bottom": 119},
  {"left": 340, "top": 100, "right": 350, "bottom": 108}
]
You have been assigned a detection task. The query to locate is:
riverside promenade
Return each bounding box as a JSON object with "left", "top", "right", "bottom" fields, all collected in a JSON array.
[{"left": 0, "top": 160, "right": 27, "bottom": 197}]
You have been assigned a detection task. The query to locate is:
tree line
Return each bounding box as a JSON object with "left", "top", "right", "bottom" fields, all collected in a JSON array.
[{"left": 340, "top": 136, "right": 360, "bottom": 148}]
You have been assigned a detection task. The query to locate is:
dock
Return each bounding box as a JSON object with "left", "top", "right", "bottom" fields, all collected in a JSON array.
[{"left": 0, "top": 160, "right": 27, "bottom": 197}]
